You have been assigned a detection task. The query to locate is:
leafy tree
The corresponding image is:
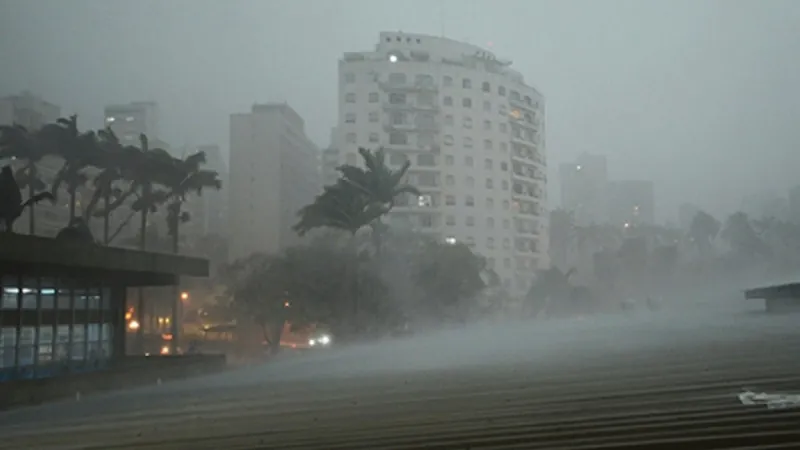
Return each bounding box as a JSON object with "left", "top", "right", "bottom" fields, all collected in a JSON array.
[
  {"left": 0, "top": 165, "right": 53, "bottom": 232},
  {"left": 164, "top": 151, "right": 221, "bottom": 254},
  {"left": 722, "top": 211, "right": 770, "bottom": 258},
  {"left": 45, "top": 116, "right": 99, "bottom": 222},
  {"left": 85, "top": 128, "right": 125, "bottom": 244},
  {"left": 413, "top": 241, "right": 487, "bottom": 323},
  {"left": 689, "top": 210, "right": 720, "bottom": 256},
  {"left": 0, "top": 124, "right": 51, "bottom": 234}
]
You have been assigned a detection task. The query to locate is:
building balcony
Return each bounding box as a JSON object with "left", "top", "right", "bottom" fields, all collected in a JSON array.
[
  {"left": 379, "top": 81, "right": 439, "bottom": 93},
  {"left": 383, "top": 101, "right": 440, "bottom": 112},
  {"left": 508, "top": 96, "right": 538, "bottom": 112},
  {"left": 383, "top": 121, "right": 440, "bottom": 133}
]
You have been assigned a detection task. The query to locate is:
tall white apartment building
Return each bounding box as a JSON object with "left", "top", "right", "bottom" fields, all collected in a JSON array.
[
  {"left": 104, "top": 101, "right": 161, "bottom": 144},
  {"left": 336, "top": 32, "right": 548, "bottom": 294},
  {"left": 228, "top": 103, "right": 320, "bottom": 262}
]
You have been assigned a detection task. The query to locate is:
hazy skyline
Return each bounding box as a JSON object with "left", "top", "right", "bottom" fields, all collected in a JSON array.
[{"left": 1, "top": 0, "right": 799, "bottom": 220}]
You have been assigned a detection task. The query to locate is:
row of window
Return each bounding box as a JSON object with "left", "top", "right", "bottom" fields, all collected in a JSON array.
[
  {"left": 0, "top": 324, "right": 113, "bottom": 371},
  {"left": 343, "top": 72, "right": 540, "bottom": 110},
  {"left": 345, "top": 92, "right": 531, "bottom": 123},
  {"left": 1, "top": 284, "right": 112, "bottom": 311}
]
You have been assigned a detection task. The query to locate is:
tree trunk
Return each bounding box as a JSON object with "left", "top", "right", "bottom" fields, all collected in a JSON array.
[
  {"left": 68, "top": 191, "right": 77, "bottom": 223},
  {"left": 170, "top": 206, "right": 180, "bottom": 354},
  {"left": 27, "top": 166, "right": 35, "bottom": 235},
  {"left": 136, "top": 194, "right": 148, "bottom": 353},
  {"left": 103, "top": 191, "right": 110, "bottom": 245},
  {"left": 349, "top": 233, "right": 360, "bottom": 336}
]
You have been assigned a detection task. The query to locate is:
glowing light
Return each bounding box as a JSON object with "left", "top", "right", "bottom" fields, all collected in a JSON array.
[
  {"left": 180, "top": 291, "right": 189, "bottom": 301},
  {"left": 128, "top": 320, "right": 140, "bottom": 331},
  {"left": 388, "top": 54, "right": 398, "bottom": 63},
  {"left": 445, "top": 237, "right": 457, "bottom": 245},
  {"left": 160, "top": 345, "right": 170, "bottom": 355},
  {"left": 284, "top": 301, "right": 291, "bottom": 308},
  {"left": 576, "top": 165, "right": 582, "bottom": 171}
]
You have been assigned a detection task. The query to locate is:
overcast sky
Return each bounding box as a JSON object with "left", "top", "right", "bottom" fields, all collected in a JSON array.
[{"left": 1, "top": 0, "right": 798, "bottom": 221}]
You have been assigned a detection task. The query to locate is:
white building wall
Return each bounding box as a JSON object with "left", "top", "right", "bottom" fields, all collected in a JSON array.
[
  {"left": 337, "top": 32, "right": 548, "bottom": 295},
  {"left": 228, "top": 104, "right": 319, "bottom": 262}
]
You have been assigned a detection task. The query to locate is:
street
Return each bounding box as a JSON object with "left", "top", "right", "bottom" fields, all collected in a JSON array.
[{"left": 2, "top": 312, "right": 800, "bottom": 449}]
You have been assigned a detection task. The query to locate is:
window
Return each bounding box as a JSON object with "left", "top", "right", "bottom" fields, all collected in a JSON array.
[
  {"left": 445, "top": 174, "right": 455, "bottom": 185},
  {"left": 462, "top": 98, "right": 472, "bottom": 108},
  {"left": 464, "top": 137, "right": 473, "bottom": 148},
  {"left": 415, "top": 74, "right": 434, "bottom": 85},
  {"left": 368, "top": 92, "right": 379, "bottom": 103},
  {"left": 417, "top": 173, "right": 437, "bottom": 187},
  {"left": 486, "top": 178, "right": 493, "bottom": 189},
  {"left": 484, "top": 140, "right": 493, "bottom": 151},
  {"left": 483, "top": 101, "right": 491, "bottom": 112},
  {"left": 462, "top": 78, "right": 472, "bottom": 89},
  {"left": 420, "top": 214, "right": 434, "bottom": 227},
  {"left": 417, "top": 132, "right": 435, "bottom": 148},
  {"left": 345, "top": 93, "right": 356, "bottom": 103},
  {"left": 369, "top": 133, "right": 379, "bottom": 143},
  {"left": 487, "top": 237, "right": 495, "bottom": 248},
  {"left": 445, "top": 155, "right": 454, "bottom": 165},
  {"left": 388, "top": 73, "right": 407, "bottom": 84},
  {"left": 484, "top": 159, "right": 493, "bottom": 170},
  {"left": 487, "top": 217, "right": 495, "bottom": 228},
  {"left": 482, "top": 81, "right": 491, "bottom": 93},
  {"left": 443, "top": 96, "right": 453, "bottom": 106},
  {"left": 464, "top": 156, "right": 473, "bottom": 167},
  {"left": 389, "top": 93, "right": 406, "bottom": 105},
  {"left": 345, "top": 113, "right": 356, "bottom": 124},
  {"left": 466, "top": 176, "right": 475, "bottom": 187},
  {"left": 498, "top": 86, "right": 506, "bottom": 96},
  {"left": 501, "top": 162, "right": 508, "bottom": 171},
  {"left": 417, "top": 154, "right": 435, "bottom": 166},
  {"left": 417, "top": 92, "right": 435, "bottom": 106},
  {"left": 466, "top": 216, "right": 474, "bottom": 226},
  {"left": 344, "top": 73, "right": 355, "bottom": 83},
  {"left": 444, "top": 135, "right": 454, "bottom": 145},
  {"left": 446, "top": 215, "right": 456, "bottom": 225},
  {"left": 345, "top": 133, "right": 356, "bottom": 143},
  {"left": 444, "top": 114, "right": 454, "bottom": 126},
  {"left": 463, "top": 116, "right": 473, "bottom": 128},
  {"left": 486, "top": 198, "right": 494, "bottom": 209},
  {"left": 483, "top": 120, "right": 491, "bottom": 131},
  {"left": 443, "top": 76, "right": 453, "bottom": 86},
  {"left": 368, "top": 111, "right": 379, "bottom": 123},
  {"left": 418, "top": 194, "right": 433, "bottom": 207},
  {"left": 389, "top": 132, "right": 408, "bottom": 145},
  {"left": 390, "top": 153, "right": 407, "bottom": 165},
  {"left": 445, "top": 195, "right": 456, "bottom": 205},
  {"left": 391, "top": 111, "right": 406, "bottom": 125},
  {"left": 465, "top": 195, "right": 475, "bottom": 206}
]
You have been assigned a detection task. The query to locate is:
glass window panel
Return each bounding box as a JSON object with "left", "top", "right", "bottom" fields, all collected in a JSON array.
[
  {"left": 57, "top": 286, "right": 71, "bottom": 310},
  {"left": 18, "top": 326, "right": 35, "bottom": 366},
  {"left": 21, "top": 278, "right": 37, "bottom": 310},
  {"left": 55, "top": 325, "right": 70, "bottom": 361},
  {"left": 71, "top": 325, "right": 85, "bottom": 361},
  {"left": 101, "top": 288, "right": 112, "bottom": 310},
  {"left": 38, "top": 326, "right": 53, "bottom": 363},
  {"left": 101, "top": 324, "right": 112, "bottom": 358},
  {"left": 87, "top": 289, "right": 101, "bottom": 310},
  {"left": 40, "top": 279, "right": 56, "bottom": 309},
  {"left": 0, "top": 327, "right": 16, "bottom": 368},
  {"left": 74, "top": 288, "right": 87, "bottom": 310},
  {"left": 2, "top": 276, "right": 19, "bottom": 310}
]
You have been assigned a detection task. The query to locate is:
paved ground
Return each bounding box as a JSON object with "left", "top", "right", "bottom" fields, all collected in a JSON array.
[{"left": 3, "top": 312, "right": 800, "bottom": 449}]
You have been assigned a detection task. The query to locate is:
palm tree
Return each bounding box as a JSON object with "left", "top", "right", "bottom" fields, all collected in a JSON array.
[
  {"left": 0, "top": 165, "right": 54, "bottom": 232},
  {"left": 45, "top": 115, "right": 101, "bottom": 223},
  {"left": 164, "top": 151, "right": 222, "bottom": 254},
  {"left": 0, "top": 124, "right": 51, "bottom": 234},
  {"left": 335, "top": 147, "right": 421, "bottom": 255},
  {"left": 85, "top": 128, "right": 125, "bottom": 244},
  {"left": 689, "top": 210, "right": 720, "bottom": 256}
]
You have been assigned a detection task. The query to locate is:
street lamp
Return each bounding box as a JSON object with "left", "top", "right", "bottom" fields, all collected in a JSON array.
[{"left": 180, "top": 291, "right": 189, "bottom": 301}]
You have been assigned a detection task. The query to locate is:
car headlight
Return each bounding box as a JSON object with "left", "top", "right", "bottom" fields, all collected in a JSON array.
[
  {"left": 308, "top": 339, "right": 316, "bottom": 346},
  {"left": 319, "top": 335, "right": 331, "bottom": 345}
]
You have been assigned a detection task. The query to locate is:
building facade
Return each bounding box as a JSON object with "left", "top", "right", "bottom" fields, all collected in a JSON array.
[
  {"left": 336, "top": 32, "right": 548, "bottom": 294},
  {"left": 103, "top": 101, "right": 161, "bottom": 144},
  {"left": 228, "top": 103, "right": 320, "bottom": 262},
  {"left": 608, "top": 180, "right": 655, "bottom": 227},
  {"left": 558, "top": 153, "right": 608, "bottom": 226}
]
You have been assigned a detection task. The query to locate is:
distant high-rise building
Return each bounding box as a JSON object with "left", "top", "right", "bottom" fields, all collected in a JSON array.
[
  {"left": 228, "top": 103, "right": 320, "bottom": 261},
  {"left": 558, "top": 153, "right": 608, "bottom": 226},
  {"left": 608, "top": 180, "right": 655, "bottom": 227},
  {"left": 0, "top": 92, "right": 66, "bottom": 236},
  {"left": 103, "top": 101, "right": 163, "bottom": 146},
  {"left": 335, "top": 31, "right": 548, "bottom": 294}
]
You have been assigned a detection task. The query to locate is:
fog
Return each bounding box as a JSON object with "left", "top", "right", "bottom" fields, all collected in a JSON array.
[{"left": 2, "top": 0, "right": 800, "bottom": 217}]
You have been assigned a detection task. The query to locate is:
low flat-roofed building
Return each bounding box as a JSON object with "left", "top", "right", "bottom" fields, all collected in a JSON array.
[{"left": 0, "top": 233, "right": 208, "bottom": 382}]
